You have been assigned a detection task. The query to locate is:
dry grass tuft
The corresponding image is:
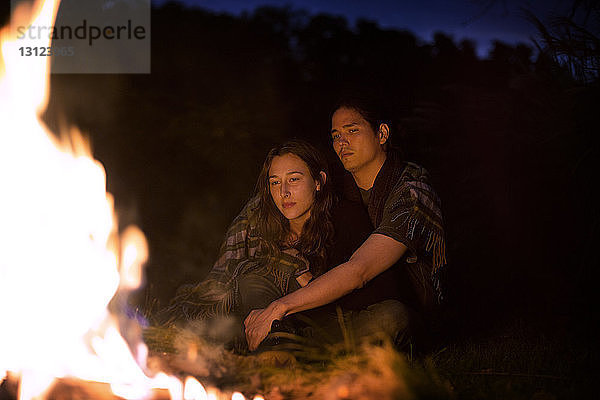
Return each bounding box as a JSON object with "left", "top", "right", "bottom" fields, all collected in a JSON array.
[{"left": 143, "top": 325, "right": 454, "bottom": 399}]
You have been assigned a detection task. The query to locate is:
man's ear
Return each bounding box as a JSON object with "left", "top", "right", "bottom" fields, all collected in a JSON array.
[
  {"left": 317, "top": 171, "right": 327, "bottom": 191},
  {"left": 378, "top": 123, "right": 390, "bottom": 145}
]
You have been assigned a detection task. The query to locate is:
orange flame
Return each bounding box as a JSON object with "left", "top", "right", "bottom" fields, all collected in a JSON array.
[
  {"left": 0, "top": 2, "right": 261, "bottom": 399},
  {"left": 0, "top": 0, "right": 178, "bottom": 398},
  {"left": 183, "top": 377, "right": 207, "bottom": 400}
]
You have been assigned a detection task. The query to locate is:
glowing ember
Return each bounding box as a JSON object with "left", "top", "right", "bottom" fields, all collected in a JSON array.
[{"left": 207, "top": 388, "right": 219, "bottom": 400}]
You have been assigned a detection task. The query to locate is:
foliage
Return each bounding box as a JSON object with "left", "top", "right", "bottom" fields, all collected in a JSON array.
[{"left": 524, "top": 0, "right": 600, "bottom": 83}]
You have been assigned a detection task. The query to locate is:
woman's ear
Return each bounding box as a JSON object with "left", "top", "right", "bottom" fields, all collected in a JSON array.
[{"left": 316, "top": 171, "right": 327, "bottom": 191}]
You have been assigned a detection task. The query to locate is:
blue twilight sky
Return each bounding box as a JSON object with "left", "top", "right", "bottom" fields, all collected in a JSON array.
[{"left": 151, "top": 0, "right": 571, "bottom": 57}]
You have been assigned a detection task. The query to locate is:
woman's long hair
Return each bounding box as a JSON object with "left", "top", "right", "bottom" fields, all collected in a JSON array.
[{"left": 252, "top": 139, "right": 335, "bottom": 277}]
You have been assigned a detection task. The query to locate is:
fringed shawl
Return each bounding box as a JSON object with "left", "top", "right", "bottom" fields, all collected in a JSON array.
[{"left": 343, "top": 151, "right": 447, "bottom": 308}]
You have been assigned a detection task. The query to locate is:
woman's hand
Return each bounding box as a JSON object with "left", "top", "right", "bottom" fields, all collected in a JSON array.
[{"left": 244, "top": 301, "right": 287, "bottom": 351}]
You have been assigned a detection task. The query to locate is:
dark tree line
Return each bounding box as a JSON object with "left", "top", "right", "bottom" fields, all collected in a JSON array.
[{"left": 1, "top": 1, "right": 597, "bottom": 340}]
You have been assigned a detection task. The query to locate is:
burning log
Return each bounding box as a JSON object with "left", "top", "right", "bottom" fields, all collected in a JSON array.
[
  {"left": 0, "top": 373, "right": 173, "bottom": 400},
  {"left": 46, "top": 379, "right": 172, "bottom": 400}
]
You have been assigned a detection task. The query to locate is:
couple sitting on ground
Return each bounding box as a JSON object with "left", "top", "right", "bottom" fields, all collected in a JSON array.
[{"left": 167, "top": 96, "right": 446, "bottom": 353}]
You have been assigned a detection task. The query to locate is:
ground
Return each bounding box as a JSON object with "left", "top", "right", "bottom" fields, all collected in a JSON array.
[{"left": 142, "top": 307, "right": 597, "bottom": 400}]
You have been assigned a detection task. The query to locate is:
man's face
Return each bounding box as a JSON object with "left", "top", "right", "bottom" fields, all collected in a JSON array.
[{"left": 331, "top": 107, "right": 385, "bottom": 173}]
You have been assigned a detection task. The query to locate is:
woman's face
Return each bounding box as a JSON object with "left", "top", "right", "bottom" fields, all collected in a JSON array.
[{"left": 268, "top": 153, "right": 321, "bottom": 230}]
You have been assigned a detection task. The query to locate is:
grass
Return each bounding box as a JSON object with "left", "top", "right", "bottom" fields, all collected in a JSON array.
[
  {"left": 141, "top": 310, "right": 597, "bottom": 400},
  {"left": 143, "top": 323, "right": 453, "bottom": 400},
  {"left": 430, "top": 315, "right": 597, "bottom": 400}
]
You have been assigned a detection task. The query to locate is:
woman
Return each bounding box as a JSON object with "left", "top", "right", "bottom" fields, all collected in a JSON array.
[{"left": 166, "top": 140, "right": 369, "bottom": 335}]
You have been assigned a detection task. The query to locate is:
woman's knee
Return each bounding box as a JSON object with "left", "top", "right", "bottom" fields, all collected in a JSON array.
[{"left": 237, "top": 273, "right": 284, "bottom": 316}]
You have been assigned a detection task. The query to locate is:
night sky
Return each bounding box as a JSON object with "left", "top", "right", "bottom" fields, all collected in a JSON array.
[{"left": 151, "top": 0, "right": 570, "bottom": 57}]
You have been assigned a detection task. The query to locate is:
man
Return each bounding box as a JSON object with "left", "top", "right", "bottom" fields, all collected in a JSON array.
[{"left": 244, "top": 97, "right": 446, "bottom": 351}]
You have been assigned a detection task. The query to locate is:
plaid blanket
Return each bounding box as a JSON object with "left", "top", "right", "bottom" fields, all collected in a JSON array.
[{"left": 166, "top": 196, "right": 308, "bottom": 321}]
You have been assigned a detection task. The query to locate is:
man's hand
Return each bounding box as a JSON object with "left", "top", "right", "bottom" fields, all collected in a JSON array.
[{"left": 244, "top": 301, "right": 286, "bottom": 351}]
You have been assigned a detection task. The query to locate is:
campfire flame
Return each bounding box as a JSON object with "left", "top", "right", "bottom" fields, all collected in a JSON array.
[
  {"left": 0, "top": 1, "right": 258, "bottom": 399},
  {"left": 184, "top": 377, "right": 207, "bottom": 400}
]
